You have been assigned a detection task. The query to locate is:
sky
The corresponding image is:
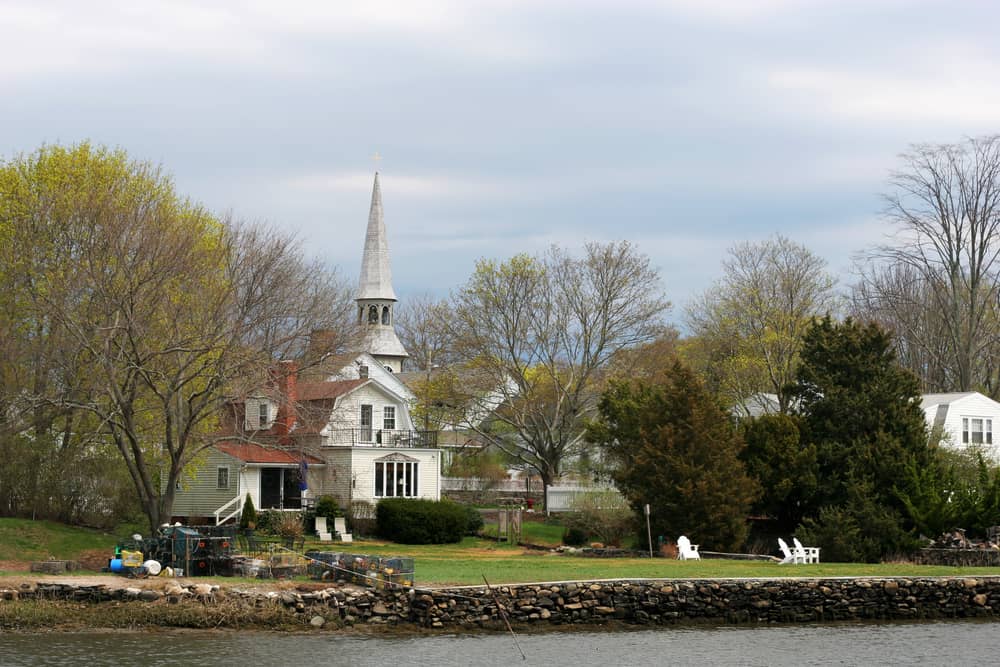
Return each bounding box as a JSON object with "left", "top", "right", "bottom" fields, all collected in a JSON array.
[{"left": 2, "top": 0, "right": 999, "bottom": 326}]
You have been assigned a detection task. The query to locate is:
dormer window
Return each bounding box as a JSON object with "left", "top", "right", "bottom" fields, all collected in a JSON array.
[{"left": 245, "top": 398, "right": 272, "bottom": 430}]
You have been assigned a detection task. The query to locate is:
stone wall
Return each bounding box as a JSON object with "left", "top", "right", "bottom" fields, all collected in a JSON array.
[
  {"left": 913, "top": 549, "right": 1000, "bottom": 567},
  {"left": 3, "top": 577, "right": 1000, "bottom": 630}
]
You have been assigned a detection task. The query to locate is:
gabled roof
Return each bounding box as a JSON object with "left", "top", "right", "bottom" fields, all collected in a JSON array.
[
  {"left": 920, "top": 392, "right": 979, "bottom": 410},
  {"left": 216, "top": 442, "right": 324, "bottom": 465},
  {"left": 298, "top": 378, "right": 369, "bottom": 402}
]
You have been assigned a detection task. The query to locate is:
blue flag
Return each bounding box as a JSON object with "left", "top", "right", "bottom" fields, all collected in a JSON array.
[{"left": 298, "top": 458, "right": 309, "bottom": 491}]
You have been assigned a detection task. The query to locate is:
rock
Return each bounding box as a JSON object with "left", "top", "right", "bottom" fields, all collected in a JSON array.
[
  {"left": 884, "top": 582, "right": 899, "bottom": 592},
  {"left": 123, "top": 587, "right": 142, "bottom": 598},
  {"left": 139, "top": 590, "right": 161, "bottom": 602},
  {"left": 973, "top": 594, "right": 988, "bottom": 606},
  {"left": 963, "top": 579, "right": 979, "bottom": 589},
  {"left": 310, "top": 615, "right": 326, "bottom": 627}
]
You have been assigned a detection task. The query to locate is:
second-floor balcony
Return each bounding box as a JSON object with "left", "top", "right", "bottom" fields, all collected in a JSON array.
[{"left": 324, "top": 428, "right": 439, "bottom": 448}]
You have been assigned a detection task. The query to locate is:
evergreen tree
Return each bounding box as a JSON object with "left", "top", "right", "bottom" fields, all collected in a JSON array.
[
  {"left": 589, "top": 360, "right": 759, "bottom": 551},
  {"left": 792, "top": 317, "right": 931, "bottom": 560},
  {"left": 739, "top": 414, "right": 817, "bottom": 532}
]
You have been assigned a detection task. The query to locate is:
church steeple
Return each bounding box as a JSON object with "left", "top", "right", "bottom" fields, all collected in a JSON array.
[
  {"left": 357, "top": 172, "right": 397, "bottom": 301},
  {"left": 356, "top": 172, "right": 408, "bottom": 373}
]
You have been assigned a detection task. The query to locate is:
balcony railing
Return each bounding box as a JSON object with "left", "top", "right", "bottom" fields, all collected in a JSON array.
[{"left": 324, "top": 429, "right": 438, "bottom": 448}]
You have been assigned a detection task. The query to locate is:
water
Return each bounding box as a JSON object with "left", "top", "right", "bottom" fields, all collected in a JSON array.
[{"left": 0, "top": 621, "right": 996, "bottom": 666}]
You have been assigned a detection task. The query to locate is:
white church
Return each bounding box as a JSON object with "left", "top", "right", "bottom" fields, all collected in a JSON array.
[{"left": 169, "top": 173, "right": 444, "bottom": 524}]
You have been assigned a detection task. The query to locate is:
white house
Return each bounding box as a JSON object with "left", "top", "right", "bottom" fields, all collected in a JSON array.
[
  {"left": 921, "top": 391, "right": 1000, "bottom": 462},
  {"left": 170, "top": 173, "right": 442, "bottom": 524}
]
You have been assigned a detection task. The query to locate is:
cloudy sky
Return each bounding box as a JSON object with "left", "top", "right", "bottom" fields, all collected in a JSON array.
[{"left": 2, "top": 0, "right": 998, "bottom": 323}]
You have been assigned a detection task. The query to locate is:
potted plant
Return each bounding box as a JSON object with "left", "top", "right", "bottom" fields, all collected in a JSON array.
[{"left": 275, "top": 511, "right": 305, "bottom": 549}]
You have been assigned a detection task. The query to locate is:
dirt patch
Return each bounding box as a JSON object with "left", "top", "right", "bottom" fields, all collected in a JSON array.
[
  {"left": 76, "top": 549, "right": 110, "bottom": 571},
  {"left": 0, "top": 560, "right": 28, "bottom": 573}
]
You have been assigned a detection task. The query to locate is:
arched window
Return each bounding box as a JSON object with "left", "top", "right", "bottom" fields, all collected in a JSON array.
[
  {"left": 368, "top": 305, "right": 378, "bottom": 323},
  {"left": 381, "top": 306, "right": 390, "bottom": 325},
  {"left": 358, "top": 306, "right": 363, "bottom": 323}
]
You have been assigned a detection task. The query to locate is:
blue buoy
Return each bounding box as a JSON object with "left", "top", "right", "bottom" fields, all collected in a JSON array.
[{"left": 109, "top": 558, "right": 124, "bottom": 573}]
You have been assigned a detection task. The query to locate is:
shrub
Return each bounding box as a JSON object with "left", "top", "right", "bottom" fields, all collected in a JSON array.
[
  {"left": 376, "top": 498, "right": 468, "bottom": 544},
  {"left": 274, "top": 512, "right": 304, "bottom": 540},
  {"left": 561, "top": 489, "right": 634, "bottom": 547},
  {"left": 255, "top": 510, "right": 280, "bottom": 534},
  {"left": 315, "top": 495, "right": 341, "bottom": 520},
  {"left": 464, "top": 505, "right": 484, "bottom": 535},
  {"left": 239, "top": 495, "right": 257, "bottom": 530},
  {"left": 562, "top": 525, "right": 589, "bottom": 546}
]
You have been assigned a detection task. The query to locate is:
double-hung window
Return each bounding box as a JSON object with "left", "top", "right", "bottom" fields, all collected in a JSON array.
[
  {"left": 383, "top": 406, "right": 396, "bottom": 431},
  {"left": 962, "top": 417, "right": 993, "bottom": 445},
  {"left": 217, "top": 466, "right": 230, "bottom": 490}
]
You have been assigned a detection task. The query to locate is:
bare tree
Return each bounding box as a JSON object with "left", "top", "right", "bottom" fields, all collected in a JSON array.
[
  {"left": 866, "top": 135, "right": 1000, "bottom": 392},
  {"left": 394, "top": 293, "right": 455, "bottom": 372},
  {"left": 448, "top": 242, "right": 669, "bottom": 505},
  {"left": 685, "top": 235, "right": 837, "bottom": 414}
]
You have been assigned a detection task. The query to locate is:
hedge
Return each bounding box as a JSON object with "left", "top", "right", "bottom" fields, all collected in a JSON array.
[{"left": 375, "top": 498, "right": 468, "bottom": 544}]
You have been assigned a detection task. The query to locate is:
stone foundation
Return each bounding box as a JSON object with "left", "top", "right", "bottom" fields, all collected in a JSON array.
[
  {"left": 4, "top": 576, "right": 1000, "bottom": 630},
  {"left": 913, "top": 549, "right": 1000, "bottom": 567}
]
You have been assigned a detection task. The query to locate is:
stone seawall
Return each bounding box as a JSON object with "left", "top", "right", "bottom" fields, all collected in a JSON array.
[{"left": 3, "top": 577, "right": 1000, "bottom": 630}]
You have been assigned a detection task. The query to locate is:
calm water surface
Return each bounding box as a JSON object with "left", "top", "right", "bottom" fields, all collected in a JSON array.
[{"left": 0, "top": 621, "right": 996, "bottom": 666}]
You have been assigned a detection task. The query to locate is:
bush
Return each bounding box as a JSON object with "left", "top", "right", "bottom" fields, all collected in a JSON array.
[
  {"left": 464, "top": 505, "right": 484, "bottom": 535},
  {"left": 239, "top": 494, "right": 257, "bottom": 530},
  {"left": 376, "top": 498, "right": 468, "bottom": 544},
  {"left": 562, "top": 526, "right": 589, "bottom": 546},
  {"left": 315, "top": 495, "right": 341, "bottom": 520},
  {"left": 561, "top": 489, "right": 634, "bottom": 547},
  {"left": 255, "top": 510, "right": 280, "bottom": 534}
]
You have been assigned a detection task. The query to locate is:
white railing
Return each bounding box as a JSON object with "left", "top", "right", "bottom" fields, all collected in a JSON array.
[
  {"left": 441, "top": 478, "right": 532, "bottom": 492},
  {"left": 545, "top": 485, "right": 624, "bottom": 513},
  {"left": 214, "top": 494, "right": 243, "bottom": 526}
]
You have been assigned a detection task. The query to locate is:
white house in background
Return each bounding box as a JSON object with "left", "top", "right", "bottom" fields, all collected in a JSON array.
[
  {"left": 921, "top": 391, "right": 1000, "bottom": 462},
  {"left": 170, "top": 173, "right": 442, "bottom": 524}
]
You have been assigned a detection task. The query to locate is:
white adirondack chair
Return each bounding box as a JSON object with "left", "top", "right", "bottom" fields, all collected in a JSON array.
[
  {"left": 778, "top": 537, "right": 804, "bottom": 564},
  {"left": 793, "top": 537, "right": 820, "bottom": 564},
  {"left": 314, "top": 516, "right": 332, "bottom": 542},
  {"left": 676, "top": 535, "right": 701, "bottom": 560},
  {"left": 334, "top": 517, "right": 353, "bottom": 543}
]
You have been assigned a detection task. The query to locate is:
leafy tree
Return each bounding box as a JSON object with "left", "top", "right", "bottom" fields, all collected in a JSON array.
[
  {"left": 589, "top": 360, "right": 759, "bottom": 551},
  {"left": 0, "top": 143, "right": 354, "bottom": 531},
  {"left": 686, "top": 235, "right": 837, "bottom": 415},
  {"left": 739, "top": 414, "right": 817, "bottom": 532},
  {"left": 448, "top": 242, "right": 669, "bottom": 506},
  {"left": 791, "top": 316, "right": 932, "bottom": 560}
]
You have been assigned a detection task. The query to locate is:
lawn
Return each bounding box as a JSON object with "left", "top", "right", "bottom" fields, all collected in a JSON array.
[{"left": 4, "top": 519, "right": 1000, "bottom": 588}]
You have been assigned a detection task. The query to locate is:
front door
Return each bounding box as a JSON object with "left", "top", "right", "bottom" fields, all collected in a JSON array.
[
  {"left": 259, "top": 468, "right": 302, "bottom": 509},
  {"left": 260, "top": 468, "right": 282, "bottom": 509}
]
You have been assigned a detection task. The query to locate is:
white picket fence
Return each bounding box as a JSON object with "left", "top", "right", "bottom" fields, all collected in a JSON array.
[{"left": 441, "top": 477, "right": 622, "bottom": 513}]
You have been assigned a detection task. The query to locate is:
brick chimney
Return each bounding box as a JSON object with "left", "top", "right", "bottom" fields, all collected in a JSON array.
[{"left": 272, "top": 360, "right": 298, "bottom": 442}]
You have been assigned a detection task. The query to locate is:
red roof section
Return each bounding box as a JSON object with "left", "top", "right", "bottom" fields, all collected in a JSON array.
[
  {"left": 216, "top": 442, "right": 324, "bottom": 465},
  {"left": 297, "top": 379, "right": 369, "bottom": 402}
]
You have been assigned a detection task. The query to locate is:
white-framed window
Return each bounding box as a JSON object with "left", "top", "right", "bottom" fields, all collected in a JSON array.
[
  {"left": 374, "top": 460, "right": 419, "bottom": 498},
  {"left": 259, "top": 401, "right": 270, "bottom": 428},
  {"left": 383, "top": 406, "right": 396, "bottom": 431},
  {"left": 962, "top": 417, "right": 993, "bottom": 445},
  {"left": 360, "top": 404, "right": 373, "bottom": 442},
  {"left": 217, "top": 466, "right": 230, "bottom": 490}
]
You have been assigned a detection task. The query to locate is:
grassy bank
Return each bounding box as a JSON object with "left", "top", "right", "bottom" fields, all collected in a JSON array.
[{"left": 4, "top": 518, "right": 1000, "bottom": 588}]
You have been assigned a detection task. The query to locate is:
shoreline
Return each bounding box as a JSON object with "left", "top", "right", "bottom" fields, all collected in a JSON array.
[{"left": 2, "top": 575, "right": 1000, "bottom": 633}]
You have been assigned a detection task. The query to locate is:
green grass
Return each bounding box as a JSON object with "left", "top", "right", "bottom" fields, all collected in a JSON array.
[
  {"left": 305, "top": 536, "right": 1000, "bottom": 587},
  {"left": 4, "top": 519, "right": 1000, "bottom": 589},
  {"left": 480, "top": 520, "right": 566, "bottom": 546},
  {"left": 0, "top": 518, "right": 114, "bottom": 563}
]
